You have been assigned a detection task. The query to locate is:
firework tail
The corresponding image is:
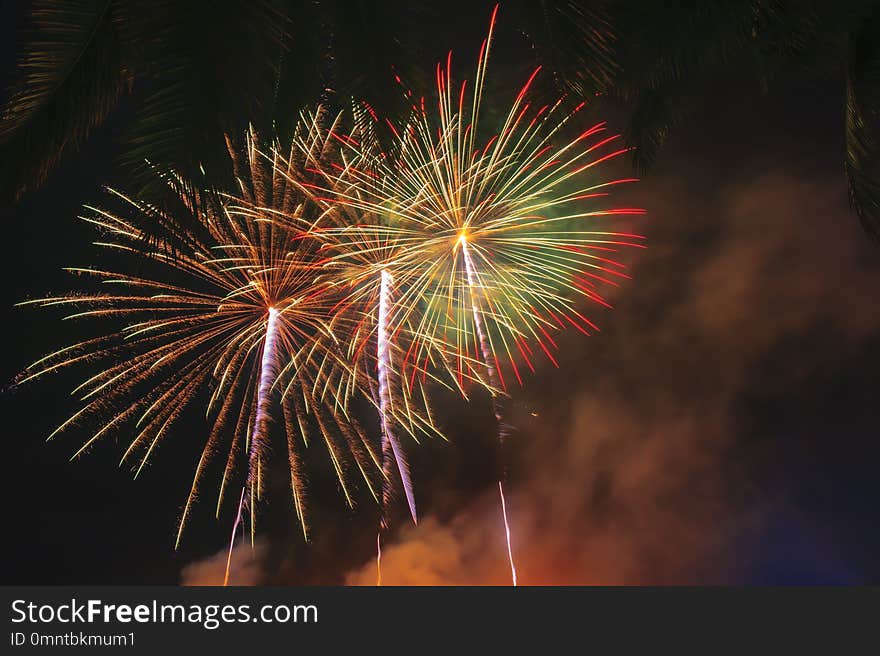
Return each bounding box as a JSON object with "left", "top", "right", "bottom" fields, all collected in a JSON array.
[
  {"left": 224, "top": 487, "right": 247, "bottom": 586},
  {"left": 376, "top": 531, "right": 383, "bottom": 586},
  {"left": 378, "top": 270, "right": 417, "bottom": 522},
  {"left": 248, "top": 307, "right": 281, "bottom": 496},
  {"left": 461, "top": 238, "right": 518, "bottom": 586},
  {"left": 498, "top": 480, "right": 518, "bottom": 586},
  {"left": 225, "top": 308, "right": 280, "bottom": 586},
  {"left": 460, "top": 10, "right": 516, "bottom": 585},
  {"left": 376, "top": 269, "right": 417, "bottom": 584}
]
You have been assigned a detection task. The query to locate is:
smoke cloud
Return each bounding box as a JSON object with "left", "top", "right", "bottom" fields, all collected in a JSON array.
[
  {"left": 180, "top": 160, "right": 880, "bottom": 585},
  {"left": 181, "top": 539, "right": 267, "bottom": 586},
  {"left": 340, "top": 165, "right": 880, "bottom": 585}
]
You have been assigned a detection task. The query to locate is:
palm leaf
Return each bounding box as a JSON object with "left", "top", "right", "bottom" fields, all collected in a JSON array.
[
  {"left": 625, "top": 86, "right": 687, "bottom": 174},
  {"left": 746, "top": 0, "right": 823, "bottom": 91},
  {"left": 0, "top": 0, "right": 130, "bottom": 200},
  {"left": 844, "top": 9, "right": 880, "bottom": 240},
  {"left": 515, "top": 0, "right": 619, "bottom": 98},
  {"left": 307, "top": 0, "right": 427, "bottom": 149},
  {"left": 118, "top": 0, "right": 290, "bottom": 197}
]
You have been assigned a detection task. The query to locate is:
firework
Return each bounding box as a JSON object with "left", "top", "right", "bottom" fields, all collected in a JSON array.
[
  {"left": 18, "top": 3, "right": 644, "bottom": 584},
  {"left": 305, "top": 6, "right": 645, "bottom": 584},
  {"left": 498, "top": 480, "right": 517, "bottom": 586},
  {"left": 17, "top": 120, "right": 389, "bottom": 563},
  {"left": 285, "top": 111, "right": 447, "bottom": 583}
]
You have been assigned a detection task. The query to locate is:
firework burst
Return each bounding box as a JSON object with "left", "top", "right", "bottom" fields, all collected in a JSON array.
[
  {"left": 17, "top": 120, "right": 389, "bottom": 561},
  {"left": 285, "top": 111, "right": 448, "bottom": 580},
  {"left": 312, "top": 17, "right": 645, "bottom": 395},
  {"left": 17, "top": 4, "right": 644, "bottom": 586},
  {"left": 303, "top": 6, "right": 646, "bottom": 584}
]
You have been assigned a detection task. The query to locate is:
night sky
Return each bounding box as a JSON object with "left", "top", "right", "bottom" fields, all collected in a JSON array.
[{"left": 2, "top": 2, "right": 879, "bottom": 585}]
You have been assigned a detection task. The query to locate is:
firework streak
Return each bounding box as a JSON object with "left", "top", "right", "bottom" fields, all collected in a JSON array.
[
  {"left": 288, "top": 112, "right": 444, "bottom": 583},
  {"left": 462, "top": 236, "right": 516, "bottom": 584},
  {"left": 377, "top": 268, "right": 417, "bottom": 522},
  {"left": 302, "top": 6, "right": 645, "bottom": 584},
  {"left": 19, "top": 7, "right": 643, "bottom": 585},
  {"left": 17, "top": 119, "right": 415, "bottom": 568}
]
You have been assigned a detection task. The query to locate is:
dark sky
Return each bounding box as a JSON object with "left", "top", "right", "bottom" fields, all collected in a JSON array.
[{"left": 2, "top": 3, "right": 879, "bottom": 585}]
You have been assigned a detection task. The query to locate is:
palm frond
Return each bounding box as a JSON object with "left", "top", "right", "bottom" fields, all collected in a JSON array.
[
  {"left": 747, "top": 1, "right": 824, "bottom": 91},
  {"left": 118, "top": 0, "right": 290, "bottom": 196},
  {"left": 516, "top": 0, "right": 619, "bottom": 97},
  {"left": 844, "top": 9, "right": 880, "bottom": 240},
  {"left": 316, "top": 0, "right": 427, "bottom": 142},
  {"left": 609, "top": 1, "right": 757, "bottom": 99},
  {"left": 0, "top": 0, "right": 130, "bottom": 200},
  {"left": 625, "top": 86, "right": 686, "bottom": 174}
]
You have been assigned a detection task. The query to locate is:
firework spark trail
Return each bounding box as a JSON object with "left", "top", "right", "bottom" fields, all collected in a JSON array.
[
  {"left": 297, "top": 8, "right": 643, "bottom": 586},
  {"left": 224, "top": 487, "right": 247, "bottom": 586},
  {"left": 374, "top": 268, "right": 421, "bottom": 585},
  {"left": 375, "top": 269, "right": 401, "bottom": 587},
  {"left": 288, "top": 111, "right": 449, "bottom": 584},
  {"left": 284, "top": 8, "right": 643, "bottom": 585},
  {"left": 224, "top": 307, "right": 279, "bottom": 586},
  {"left": 498, "top": 480, "right": 517, "bottom": 586},
  {"left": 376, "top": 531, "right": 383, "bottom": 586},
  {"left": 460, "top": 237, "right": 502, "bottom": 425},
  {"left": 378, "top": 269, "right": 418, "bottom": 523},
  {"left": 462, "top": 237, "right": 517, "bottom": 585},
  {"left": 309, "top": 9, "right": 645, "bottom": 402},
  {"left": 19, "top": 117, "right": 405, "bottom": 578},
  {"left": 248, "top": 307, "right": 280, "bottom": 494}
]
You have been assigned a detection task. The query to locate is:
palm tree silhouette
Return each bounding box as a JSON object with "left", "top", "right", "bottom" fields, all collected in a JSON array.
[{"left": 2, "top": 1, "right": 878, "bottom": 238}]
